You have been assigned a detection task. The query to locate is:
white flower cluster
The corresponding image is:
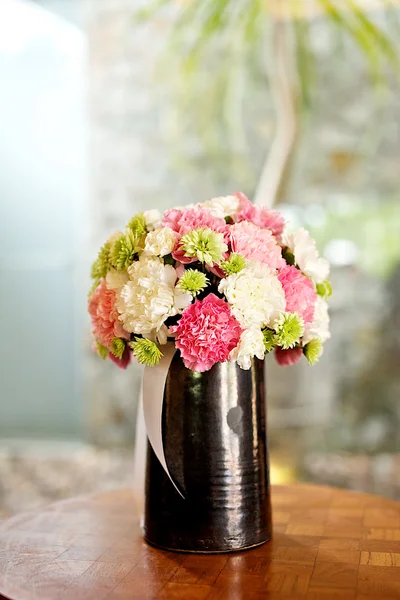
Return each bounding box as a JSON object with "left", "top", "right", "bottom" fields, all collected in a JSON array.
[
  {"left": 144, "top": 227, "right": 177, "bottom": 257},
  {"left": 218, "top": 264, "right": 285, "bottom": 329},
  {"left": 218, "top": 263, "right": 287, "bottom": 369},
  {"left": 229, "top": 328, "right": 265, "bottom": 370},
  {"left": 116, "top": 255, "right": 191, "bottom": 344},
  {"left": 303, "top": 296, "right": 330, "bottom": 345},
  {"left": 170, "top": 195, "right": 240, "bottom": 219},
  {"left": 283, "top": 227, "right": 330, "bottom": 284},
  {"left": 143, "top": 209, "right": 162, "bottom": 231},
  {"left": 199, "top": 195, "right": 240, "bottom": 219}
]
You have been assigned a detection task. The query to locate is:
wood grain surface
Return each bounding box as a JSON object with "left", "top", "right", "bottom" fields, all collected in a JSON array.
[{"left": 1, "top": 484, "right": 400, "bottom": 599}]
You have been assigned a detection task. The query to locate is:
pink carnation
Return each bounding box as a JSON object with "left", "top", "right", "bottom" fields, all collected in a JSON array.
[
  {"left": 235, "top": 192, "right": 285, "bottom": 238},
  {"left": 278, "top": 265, "right": 317, "bottom": 325},
  {"left": 162, "top": 207, "right": 227, "bottom": 236},
  {"left": 230, "top": 221, "right": 282, "bottom": 269},
  {"left": 275, "top": 347, "right": 303, "bottom": 366},
  {"left": 88, "top": 280, "right": 129, "bottom": 349},
  {"left": 175, "top": 261, "right": 185, "bottom": 278},
  {"left": 170, "top": 294, "right": 242, "bottom": 372},
  {"left": 163, "top": 206, "right": 228, "bottom": 264}
]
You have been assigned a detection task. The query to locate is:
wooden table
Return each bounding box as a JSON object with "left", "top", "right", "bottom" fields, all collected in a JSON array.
[{"left": 1, "top": 484, "right": 400, "bottom": 599}]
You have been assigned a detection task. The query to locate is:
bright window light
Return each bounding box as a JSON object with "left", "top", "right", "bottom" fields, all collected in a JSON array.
[{"left": 0, "top": 0, "right": 83, "bottom": 55}]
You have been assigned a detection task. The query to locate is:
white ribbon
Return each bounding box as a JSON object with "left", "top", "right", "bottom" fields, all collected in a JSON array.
[{"left": 141, "top": 342, "right": 184, "bottom": 498}]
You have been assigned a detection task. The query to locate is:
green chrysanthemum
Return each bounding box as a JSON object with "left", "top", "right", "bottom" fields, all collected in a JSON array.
[
  {"left": 110, "top": 337, "right": 126, "bottom": 360},
  {"left": 91, "top": 242, "right": 111, "bottom": 281},
  {"left": 263, "top": 328, "right": 277, "bottom": 353},
  {"left": 96, "top": 341, "right": 109, "bottom": 360},
  {"left": 303, "top": 338, "right": 323, "bottom": 365},
  {"left": 127, "top": 212, "right": 147, "bottom": 237},
  {"left": 275, "top": 312, "right": 304, "bottom": 350},
  {"left": 316, "top": 280, "right": 333, "bottom": 299},
  {"left": 180, "top": 227, "right": 227, "bottom": 266},
  {"left": 130, "top": 338, "right": 163, "bottom": 367},
  {"left": 221, "top": 253, "right": 246, "bottom": 275},
  {"left": 177, "top": 269, "right": 209, "bottom": 296},
  {"left": 110, "top": 230, "right": 143, "bottom": 271}
]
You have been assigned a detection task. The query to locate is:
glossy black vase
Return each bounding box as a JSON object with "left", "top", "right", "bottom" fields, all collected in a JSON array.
[{"left": 144, "top": 352, "right": 272, "bottom": 553}]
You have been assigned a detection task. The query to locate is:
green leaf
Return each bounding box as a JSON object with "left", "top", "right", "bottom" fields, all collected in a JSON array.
[
  {"left": 282, "top": 248, "right": 295, "bottom": 266},
  {"left": 163, "top": 254, "right": 175, "bottom": 266},
  {"left": 318, "top": 0, "right": 399, "bottom": 87},
  {"left": 293, "top": 18, "right": 316, "bottom": 110},
  {"left": 132, "top": 0, "right": 399, "bottom": 185},
  {"left": 133, "top": 0, "right": 171, "bottom": 23},
  {"left": 346, "top": 0, "right": 399, "bottom": 68}
]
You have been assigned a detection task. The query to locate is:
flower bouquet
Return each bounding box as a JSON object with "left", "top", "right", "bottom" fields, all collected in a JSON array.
[
  {"left": 88, "top": 193, "right": 332, "bottom": 553},
  {"left": 88, "top": 193, "right": 331, "bottom": 372}
]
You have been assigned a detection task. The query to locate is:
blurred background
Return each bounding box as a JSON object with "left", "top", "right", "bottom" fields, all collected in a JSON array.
[{"left": 0, "top": 0, "right": 399, "bottom": 518}]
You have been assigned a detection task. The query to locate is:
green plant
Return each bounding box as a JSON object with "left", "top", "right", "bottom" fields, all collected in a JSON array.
[{"left": 135, "top": 0, "right": 399, "bottom": 206}]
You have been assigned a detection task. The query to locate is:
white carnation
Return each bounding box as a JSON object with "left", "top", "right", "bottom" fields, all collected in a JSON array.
[
  {"left": 303, "top": 296, "right": 330, "bottom": 344},
  {"left": 218, "top": 267, "right": 285, "bottom": 329},
  {"left": 283, "top": 227, "right": 330, "bottom": 284},
  {"left": 116, "top": 255, "right": 191, "bottom": 341},
  {"left": 144, "top": 227, "right": 177, "bottom": 257},
  {"left": 143, "top": 209, "right": 162, "bottom": 231},
  {"left": 244, "top": 259, "right": 268, "bottom": 278},
  {"left": 105, "top": 269, "right": 129, "bottom": 293},
  {"left": 200, "top": 195, "right": 240, "bottom": 219},
  {"left": 230, "top": 328, "right": 265, "bottom": 370},
  {"left": 171, "top": 203, "right": 197, "bottom": 210}
]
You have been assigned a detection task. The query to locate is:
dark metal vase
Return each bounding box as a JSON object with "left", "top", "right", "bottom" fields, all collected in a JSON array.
[{"left": 144, "top": 352, "right": 272, "bottom": 553}]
